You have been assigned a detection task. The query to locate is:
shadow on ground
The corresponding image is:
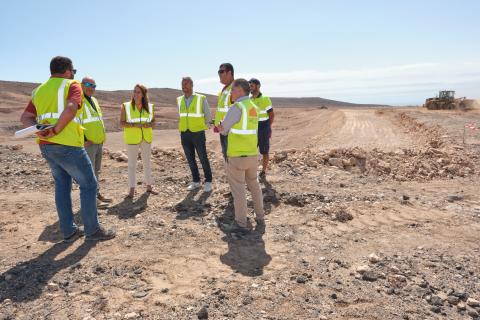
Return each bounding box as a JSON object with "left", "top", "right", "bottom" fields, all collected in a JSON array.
[
  {"left": 174, "top": 188, "right": 212, "bottom": 220},
  {"left": 107, "top": 192, "right": 150, "bottom": 219},
  {"left": 0, "top": 240, "right": 96, "bottom": 302},
  {"left": 216, "top": 196, "right": 272, "bottom": 277}
]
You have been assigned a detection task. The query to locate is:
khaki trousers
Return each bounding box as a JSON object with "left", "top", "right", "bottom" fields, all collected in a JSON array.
[
  {"left": 227, "top": 156, "right": 264, "bottom": 227},
  {"left": 126, "top": 140, "right": 153, "bottom": 188}
]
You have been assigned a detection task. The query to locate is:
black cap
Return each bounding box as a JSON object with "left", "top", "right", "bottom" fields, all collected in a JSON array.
[{"left": 249, "top": 78, "right": 261, "bottom": 86}]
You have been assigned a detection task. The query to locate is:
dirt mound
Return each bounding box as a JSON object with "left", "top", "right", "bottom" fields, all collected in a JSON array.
[
  {"left": 397, "top": 112, "right": 444, "bottom": 148},
  {"left": 272, "top": 146, "right": 476, "bottom": 181}
]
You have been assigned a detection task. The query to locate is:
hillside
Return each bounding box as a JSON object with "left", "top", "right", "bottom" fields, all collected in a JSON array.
[{"left": 0, "top": 80, "right": 385, "bottom": 110}]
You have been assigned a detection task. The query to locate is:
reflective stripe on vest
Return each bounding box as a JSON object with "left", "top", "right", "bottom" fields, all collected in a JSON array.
[
  {"left": 37, "top": 112, "right": 82, "bottom": 124},
  {"left": 82, "top": 100, "right": 103, "bottom": 124}
]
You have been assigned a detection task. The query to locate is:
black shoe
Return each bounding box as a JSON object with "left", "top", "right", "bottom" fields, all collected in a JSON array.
[
  {"left": 63, "top": 227, "right": 84, "bottom": 243},
  {"left": 259, "top": 171, "right": 266, "bottom": 178},
  {"left": 255, "top": 218, "right": 266, "bottom": 226},
  {"left": 86, "top": 226, "right": 116, "bottom": 241}
]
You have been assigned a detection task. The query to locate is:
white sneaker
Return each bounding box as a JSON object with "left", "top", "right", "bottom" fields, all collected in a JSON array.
[
  {"left": 187, "top": 182, "right": 201, "bottom": 191},
  {"left": 204, "top": 182, "right": 213, "bottom": 193}
]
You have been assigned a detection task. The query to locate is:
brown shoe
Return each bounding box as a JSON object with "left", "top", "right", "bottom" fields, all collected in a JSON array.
[
  {"left": 97, "top": 194, "right": 112, "bottom": 203},
  {"left": 146, "top": 186, "right": 158, "bottom": 195},
  {"left": 86, "top": 226, "right": 116, "bottom": 242}
]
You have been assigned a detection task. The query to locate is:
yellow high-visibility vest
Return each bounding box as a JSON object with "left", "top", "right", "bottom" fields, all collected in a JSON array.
[
  {"left": 123, "top": 101, "right": 154, "bottom": 144},
  {"left": 81, "top": 96, "right": 106, "bottom": 144},
  {"left": 227, "top": 98, "right": 259, "bottom": 157},
  {"left": 250, "top": 94, "right": 272, "bottom": 122},
  {"left": 214, "top": 83, "right": 232, "bottom": 126},
  {"left": 177, "top": 93, "right": 208, "bottom": 132},
  {"left": 32, "top": 77, "right": 84, "bottom": 147}
]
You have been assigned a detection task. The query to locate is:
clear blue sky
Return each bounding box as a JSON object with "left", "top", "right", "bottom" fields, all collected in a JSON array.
[{"left": 1, "top": 0, "right": 479, "bottom": 104}]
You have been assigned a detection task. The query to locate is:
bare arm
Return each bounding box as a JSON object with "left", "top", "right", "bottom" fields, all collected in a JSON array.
[
  {"left": 54, "top": 100, "right": 78, "bottom": 133},
  {"left": 268, "top": 109, "right": 275, "bottom": 126},
  {"left": 20, "top": 111, "right": 37, "bottom": 127},
  {"left": 20, "top": 100, "right": 38, "bottom": 127}
]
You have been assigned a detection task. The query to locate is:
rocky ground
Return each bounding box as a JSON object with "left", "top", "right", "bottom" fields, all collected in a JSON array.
[{"left": 1, "top": 108, "right": 480, "bottom": 320}]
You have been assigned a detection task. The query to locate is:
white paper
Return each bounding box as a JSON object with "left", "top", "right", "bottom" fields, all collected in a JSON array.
[{"left": 14, "top": 124, "right": 54, "bottom": 139}]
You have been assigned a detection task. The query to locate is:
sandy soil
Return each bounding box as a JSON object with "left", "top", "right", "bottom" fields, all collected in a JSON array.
[{"left": 1, "top": 101, "right": 480, "bottom": 319}]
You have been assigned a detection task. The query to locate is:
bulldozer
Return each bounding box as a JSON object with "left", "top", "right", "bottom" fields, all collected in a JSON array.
[{"left": 424, "top": 90, "right": 476, "bottom": 110}]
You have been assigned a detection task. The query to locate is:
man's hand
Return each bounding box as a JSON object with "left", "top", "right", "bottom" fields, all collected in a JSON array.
[
  {"left": 36, "top": 127, "right": 56, "bottom": 139},
  {"left": 84, "top": 140, "right": 93, "bottom": 147}
]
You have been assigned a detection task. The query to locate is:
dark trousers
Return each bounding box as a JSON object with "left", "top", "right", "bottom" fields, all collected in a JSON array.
[
  {"left": 181, "top": 130, "right": 212, "bottom": 183},
  {"left": 220, "top": 134, "right": 228, "bottom": 160}
]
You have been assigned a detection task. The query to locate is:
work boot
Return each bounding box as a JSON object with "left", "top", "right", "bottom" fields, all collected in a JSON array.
[{"left": 86, "top": 226, "right": 116, "bottom": 242}]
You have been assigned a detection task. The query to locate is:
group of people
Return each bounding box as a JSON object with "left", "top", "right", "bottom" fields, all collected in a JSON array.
[{"left": 20, "top": 56, "right": 275, "bottom": 242}]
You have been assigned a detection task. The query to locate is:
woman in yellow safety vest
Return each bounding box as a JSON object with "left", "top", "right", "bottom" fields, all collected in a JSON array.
[{"left": 120, "top": 84, "right": 158, "bottom": 198}]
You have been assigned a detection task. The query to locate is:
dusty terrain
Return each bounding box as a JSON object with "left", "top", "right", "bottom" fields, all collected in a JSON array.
[{"left": 1, "top": 81, "right": 480, "bottom": 320}]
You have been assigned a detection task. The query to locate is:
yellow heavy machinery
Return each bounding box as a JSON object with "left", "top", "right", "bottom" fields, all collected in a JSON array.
[{"left": 424, "top": 90, "right": 475, "bottom": 110}]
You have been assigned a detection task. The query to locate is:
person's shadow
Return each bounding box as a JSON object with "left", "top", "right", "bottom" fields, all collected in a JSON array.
[
  {"left": 107, "top": 192, "right": 150, "bottom": 219},
  {"left": 217, "top": 198, "right": 271, "bottom": 277},
  {"left": 0, "top": 241, "right": 96, "bottom": 303},
  {"left": 260, "top": 174, "right": 281, "bottom": 215},
  {"left": 174, "top": 189, "right": 212, "bottom": 220}
]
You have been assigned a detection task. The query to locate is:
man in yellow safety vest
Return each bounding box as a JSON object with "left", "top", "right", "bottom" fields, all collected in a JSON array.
[
  {"left": 81, "top": 76, "right": 111, "bottom": 203},
  {"left": 20, "top": 56, "right": 115, "bottom": 242},
  {"left": 249, "top": 78, "right": 275, "bottom": 177},
  {"left": 215, "top": 63, "right": 235, "bottom": 160},
  {"left": 217, "top": 79, "right": 265, "bottom": 234},
  {"left": 177, "top": 77, "right": 213, "bottom": 193}
]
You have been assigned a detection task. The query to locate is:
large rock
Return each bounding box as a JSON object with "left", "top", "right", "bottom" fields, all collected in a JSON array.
[{"left": 467, "top": 298, "right": 480, "bottom": 307}]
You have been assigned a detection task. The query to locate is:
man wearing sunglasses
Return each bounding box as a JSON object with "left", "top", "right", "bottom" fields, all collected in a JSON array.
[
  {"left": 20, "top": 56, "right": 115, "bottom": 242},
  {"left": 81, "top": 77, "right": 111, "bottom": 203},
  {"left": 214, "top": 63, "right": 235, "bottom": 160}
]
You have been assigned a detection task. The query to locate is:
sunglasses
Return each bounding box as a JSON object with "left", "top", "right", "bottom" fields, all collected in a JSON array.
[
  {"left": 71, "top": 69, "right": 77, "bottom": 75},
  {"left": 82, "top": 82, "right": 96, "bottom": 88},
  {"left": 218, "top": 69, "right": 227, "bottom": 75}
]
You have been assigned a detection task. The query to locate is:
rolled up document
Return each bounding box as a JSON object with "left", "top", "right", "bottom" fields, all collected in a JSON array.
[{"left": 14, "top": 124, "right": 54, "bottom": 138}]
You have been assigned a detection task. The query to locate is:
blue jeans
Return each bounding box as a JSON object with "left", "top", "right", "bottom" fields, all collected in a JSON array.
[{"left": 40, "top": 144, "right": 100, "bottom": 238}]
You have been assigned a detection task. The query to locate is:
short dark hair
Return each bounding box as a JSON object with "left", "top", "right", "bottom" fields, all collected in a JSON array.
[
  {"left": 50, "top": 56, "right": 73, "bottom": 75},
  {"left": 233, "top": 78, "right": 250, "bottom": 95},
  {"left": 219, "top": 63, "right": 234, "bottom": 77},
  {"left": 182, "top": 77, "right": 193, "bottom": 85}
]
